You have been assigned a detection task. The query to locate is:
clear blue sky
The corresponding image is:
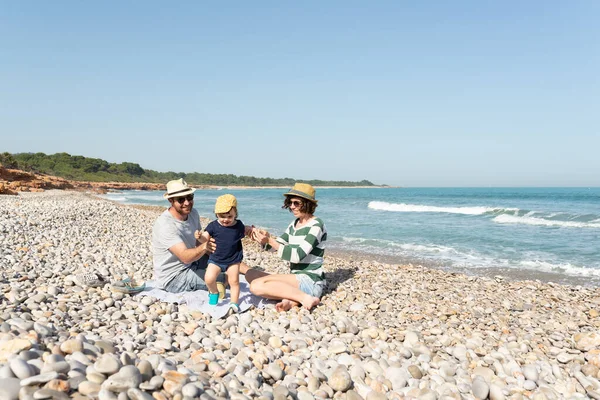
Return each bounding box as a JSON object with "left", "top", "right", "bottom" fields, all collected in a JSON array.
[{"left": 1, "top": 1, "right": 598, "bottom": 187}]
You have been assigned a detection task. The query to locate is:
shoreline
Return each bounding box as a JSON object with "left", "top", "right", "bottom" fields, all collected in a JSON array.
[{"left": 125, "top": 203, "right": 596, "bottom": 289}]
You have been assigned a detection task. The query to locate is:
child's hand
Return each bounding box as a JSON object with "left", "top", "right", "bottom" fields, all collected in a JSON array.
[{"left": 194, "top": 230, "right": 202, "bottom": 241}]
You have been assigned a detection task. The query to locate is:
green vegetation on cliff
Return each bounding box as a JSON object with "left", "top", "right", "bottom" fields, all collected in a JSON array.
[{"left": 1, "top": 152, "right": 377, "bottom": 187}]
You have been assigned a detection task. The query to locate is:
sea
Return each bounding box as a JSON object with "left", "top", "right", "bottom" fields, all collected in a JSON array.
[{"left": 100, "top": 187, "right": 600, "bottom": 286}]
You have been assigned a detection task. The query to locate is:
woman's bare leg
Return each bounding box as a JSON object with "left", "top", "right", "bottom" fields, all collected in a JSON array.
[
  {"left": 244, "top": 267, "right": 269, "bottom": 284},
  {"left": 249, "top": 273, "right": 320, "bottom": 310},
  {"left": 275, "top": 299, "right": 298, "bottom": 312},
  {"left": 239, "top": 262, "right": 250, "bottom": 275}
]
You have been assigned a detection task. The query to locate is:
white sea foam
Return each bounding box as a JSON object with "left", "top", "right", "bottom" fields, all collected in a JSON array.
[
  {"left": 336, "top": 237, "right": 600, "bottom": 278},
  {"left": 341, "top": 236, "right": 457, "bottom": 254},
  {"left": 101, "top": 195, "right": 127, "bottom": 202},
  {"left": 517, "top": 260, "right": 600, "bottom": 277},
  {"left": 493, "top": 214, "right": 600, "bottom": 229},
  {"left": 367, "top": 201, "right": 507, "bottom": 215}
]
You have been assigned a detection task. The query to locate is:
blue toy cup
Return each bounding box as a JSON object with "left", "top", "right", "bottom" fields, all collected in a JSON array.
[{"left": 208, "top": 292, "right": 219, "bottom": 305}]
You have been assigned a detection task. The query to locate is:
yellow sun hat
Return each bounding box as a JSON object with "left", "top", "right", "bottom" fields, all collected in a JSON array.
[
  {"left": 214, "top": 194, "right": 237, "bottom": 214},
  {"left": 283, "top": 182, "right": 318, "bottom": 203}
]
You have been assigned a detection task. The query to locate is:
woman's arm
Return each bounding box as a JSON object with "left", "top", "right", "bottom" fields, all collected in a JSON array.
[
  {"left": 277, "top": 224, "right": 325, "bottom": 263},
  {"left": 253, "top": 229, "right": 280, "bottom": 251}
]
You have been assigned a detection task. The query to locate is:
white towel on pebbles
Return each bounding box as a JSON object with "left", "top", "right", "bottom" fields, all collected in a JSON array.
[{"left": 135, "top": 275, "right": 272, "bottom": 319}]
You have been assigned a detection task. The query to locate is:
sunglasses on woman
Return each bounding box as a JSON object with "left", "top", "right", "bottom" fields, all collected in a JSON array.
[
  {"left": 289, "top": 200, "right": 303, "bottom": 208},
  {"left": 174, "top": 194, "right": 194, "bottom": 204}
]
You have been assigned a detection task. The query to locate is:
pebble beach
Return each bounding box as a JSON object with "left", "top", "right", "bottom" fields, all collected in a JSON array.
[{"left": 1, "top": 191, "right": 600, "bottom": 400}]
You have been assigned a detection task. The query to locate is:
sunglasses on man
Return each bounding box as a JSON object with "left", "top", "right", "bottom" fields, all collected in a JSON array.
[{"left": 173, "top": 194, "right": 194, "bottom": 204}]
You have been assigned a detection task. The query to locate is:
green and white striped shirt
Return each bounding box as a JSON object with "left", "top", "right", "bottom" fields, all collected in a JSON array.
[{"left": 275, "top": 217, "right": 327, "bottom": 282}]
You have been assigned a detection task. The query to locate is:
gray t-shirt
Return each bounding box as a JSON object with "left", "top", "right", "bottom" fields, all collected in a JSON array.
[{"left": 152, "top": 208, "right": 202, "bottom": 289}]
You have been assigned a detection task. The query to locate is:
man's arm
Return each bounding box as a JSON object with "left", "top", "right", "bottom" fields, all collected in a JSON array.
[{"left": 169, "top": 236, "right": 216, "bottom": 265}]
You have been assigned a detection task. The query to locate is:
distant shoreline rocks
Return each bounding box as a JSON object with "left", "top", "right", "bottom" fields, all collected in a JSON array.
[{"left": 0, "top": 165, "right": 391, "bottom": 195}]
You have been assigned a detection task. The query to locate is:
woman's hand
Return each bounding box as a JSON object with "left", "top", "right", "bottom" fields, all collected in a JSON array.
[{"left": 252, "top": 229, "right": 270, "bottom": 245}]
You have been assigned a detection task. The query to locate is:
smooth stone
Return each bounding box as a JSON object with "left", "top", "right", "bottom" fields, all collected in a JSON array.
[
  {"left": 78, "top": 381, "right": 101, "bottom": 396},
  {"left": 489, "top": 383, "right": 505, "bottom": 400},
  {"left": 523, "top": 364, "right": 539, "bottom": 382},
  {"left": 95, "top": 354, "right": 122, "bottom": 375},
  {"left": 0, "top": 365, "right": 16, "bottom": 378},
  {"left": 102, "top": 365, "right": 142, "bottom": 392},
  {"left": 407, "top": 365, "right": 423, "bottom": 379},
  {"left": 265, "top": 364, "right": 284, "bottom": 381},
  {"left": 328, "top": 366, "right": 352, "bottom": 392},
  {"left": 9, "top": 358, "right": 35, "bottom": 379},
  {"left": 0, "top": 377, "right": 21, "bottom": 400},
  {"left": 139, "top": 375, "right": 164, "bottom": 391},
  {"left": 68, "top": 374, "right": 87, "bottom": 390},
  {"left": 98, "top": 388, "right": 118, "bottom": 400},
  {"left": 42, "top": 360, "right": 70, "bottom": 374},
  {"left": 95, "top": 340, "right": 117, "bottom": 354},
  {"left": 33, "top": 388, "right": 70, "bottom": 400},
  {"left": 472, "top": 377, "right": 489, "bottom": 399},
  {"left": 0, "top": 338, "right": 32, "bottom": 359},
  {"left": 87, "top": 371, "right": 107, "bottom": 384},
  {"left": 523, "top": 380, "right": 537, "bottom": 390},
  {"left": 137, "top": 360, "right": 153, "bottom": 381},
  {"left": 33, "top": 322, "right": 54, "bottom": 337},
  {"left": 472, "top": 366, "right": 494, "bottom": 382},
  {"left": 268, "top": 337, "right": 283, "bottom": 348},
  {"left": 127, "top": 388, "right": 155, "bottom": 400},
  {"left": 21, "top": 372, "right": 59, "bottom": 386},
  {"left": 59, "top": 340, "right": 83, "bottom": 354},
  {"left": 345, "top": 390, "right": 363, "bottom": 400}
]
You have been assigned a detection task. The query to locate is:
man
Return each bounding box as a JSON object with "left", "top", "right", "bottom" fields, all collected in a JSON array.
[{"left": 152, "top": 178, "right": 223, "bottom": 293}]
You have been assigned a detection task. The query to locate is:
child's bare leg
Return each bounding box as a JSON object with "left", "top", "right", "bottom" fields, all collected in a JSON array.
[
  {"left": 227, "top": 264, "right": 240, "bottom": 305},
  {"left": 204, "top": 264, "right": 221, "bottom": 294}
]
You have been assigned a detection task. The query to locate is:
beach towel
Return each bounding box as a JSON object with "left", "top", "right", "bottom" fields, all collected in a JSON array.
[{"left": 135, "top": 275, "right": 272, "bottom": 319}]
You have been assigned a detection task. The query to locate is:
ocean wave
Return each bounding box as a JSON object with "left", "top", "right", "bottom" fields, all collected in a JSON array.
[
  {"left": 517, "top": 260, "right": 600, "bottom": 277},
  {"left": 334, "top": 238, "right": 600, "bottom": 278},
  {"left": 101, "top": 195, "right": 127, "bottom": 202},
  {"left": 367, "top": 201, "right": 512, "bottom": 215},
  {"left": 493, "top": 214, "right": 600, "bottom": 229},
  {"left": 341, "top": 236, "right": 457, "bottom": 254}
]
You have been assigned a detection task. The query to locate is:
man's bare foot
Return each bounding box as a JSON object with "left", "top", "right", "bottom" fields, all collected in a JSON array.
[
  {"left": 275, "top": 299, "right": 296, "bottom": 312},
  {"left": 301, "top": 295, "right": 320, "bottom": 310}
]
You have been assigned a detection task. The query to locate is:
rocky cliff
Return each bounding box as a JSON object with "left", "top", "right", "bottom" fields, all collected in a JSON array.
[{"left": 0, "top": 166, "right": 165, "bottom": 195}]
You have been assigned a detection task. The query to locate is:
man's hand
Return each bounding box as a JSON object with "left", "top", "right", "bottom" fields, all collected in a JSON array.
[
  {"left": 169, "top": 235, "right": 217, "bottom": 264},
  {"left": 203, "top": 236, "right": 216, "bottom": 254}
]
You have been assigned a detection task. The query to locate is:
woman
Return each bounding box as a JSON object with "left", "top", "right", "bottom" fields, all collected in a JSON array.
[{"left": 247, "top": 183, "right": 327, "bottom": 311}]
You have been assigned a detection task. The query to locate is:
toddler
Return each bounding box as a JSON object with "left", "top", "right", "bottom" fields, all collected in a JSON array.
[{"left": 196, "top": 194, "right": 252, "bottom": 313}]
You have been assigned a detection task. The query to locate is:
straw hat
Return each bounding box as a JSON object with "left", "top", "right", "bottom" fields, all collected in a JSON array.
[
  {"left": 215, "top": 194, "right": 237, "bottom": 214},
  {"left": 283, "top": 183, "right": 318, "bottom": 203},
  {"left": 163, "top": 178, "right": 196, "bottom": 199}
]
